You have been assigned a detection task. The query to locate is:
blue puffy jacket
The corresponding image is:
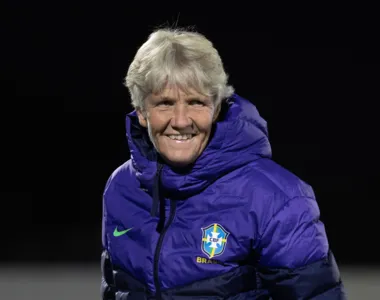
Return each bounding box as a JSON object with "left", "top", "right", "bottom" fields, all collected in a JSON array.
[{"left": 101, "top": 94, "right": 346, "bottom": 299}]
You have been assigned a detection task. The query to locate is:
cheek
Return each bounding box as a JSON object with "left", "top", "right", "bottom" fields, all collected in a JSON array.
[
  {"left": 147, "top": 114, "right": 168, "bottom": 134},
  {"left": 197, "top": 113, "right": 214, "bottom": 133}
]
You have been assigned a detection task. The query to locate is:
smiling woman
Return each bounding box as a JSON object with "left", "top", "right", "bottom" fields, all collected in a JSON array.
[
  {"left": 125, "top": 28, "right": 232, "bottom": 168},
  {"left": 101, "top": 27, "right": 346, "bottom": 299}
]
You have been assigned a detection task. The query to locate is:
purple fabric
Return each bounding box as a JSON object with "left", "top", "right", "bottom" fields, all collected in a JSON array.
[{"left": 102, "top": 94, "right": 329, "bottom": 293}]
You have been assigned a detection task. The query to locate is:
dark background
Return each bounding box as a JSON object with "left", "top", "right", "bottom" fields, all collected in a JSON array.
[{"left": 2, "top": 6, "right": 378, "bottom": 268}]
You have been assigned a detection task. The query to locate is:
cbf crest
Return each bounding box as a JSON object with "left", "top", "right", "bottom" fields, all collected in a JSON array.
[{"left": 201, "top": 223, "right": 230, "bottom": 259}]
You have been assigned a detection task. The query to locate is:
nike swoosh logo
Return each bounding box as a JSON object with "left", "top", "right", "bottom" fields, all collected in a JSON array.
[{"left": 113, "top": 227, "right": 133, "bottom": 237}]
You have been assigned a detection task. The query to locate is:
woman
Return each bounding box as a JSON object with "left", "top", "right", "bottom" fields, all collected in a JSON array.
[{"left": 101, "top": 28, "right": 346, "bottom": 299}]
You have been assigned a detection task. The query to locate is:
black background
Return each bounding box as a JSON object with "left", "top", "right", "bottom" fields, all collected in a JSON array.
[{"left": 2, "top": 6, "right": 378, "bottom": 266}]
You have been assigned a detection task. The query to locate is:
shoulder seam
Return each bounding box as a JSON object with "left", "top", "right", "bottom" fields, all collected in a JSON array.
[{"left": 245, "top": 160, "right": 290, "bottom": 198}]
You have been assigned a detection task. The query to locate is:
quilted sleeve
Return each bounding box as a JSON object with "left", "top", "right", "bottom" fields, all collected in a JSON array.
[
  {"left": 255, "top": 196, "right": 347, "bottom": 299},
  {"left": 101, "top": 173, "right": 116, "bottom": 300}
]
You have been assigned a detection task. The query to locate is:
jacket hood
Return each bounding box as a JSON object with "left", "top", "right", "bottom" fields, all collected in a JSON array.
[{"left": 125, "top": 94, "right": 272, "bottom": 199}]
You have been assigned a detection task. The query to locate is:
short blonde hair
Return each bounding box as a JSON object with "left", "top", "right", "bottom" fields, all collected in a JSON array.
[{"left": 125, "top": 27, "right": 234, "bottom": 109}]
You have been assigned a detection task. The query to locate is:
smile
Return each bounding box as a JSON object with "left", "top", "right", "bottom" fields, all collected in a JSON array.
[{"left": 166, "top": 134, "right": 195, "bottom": 142}]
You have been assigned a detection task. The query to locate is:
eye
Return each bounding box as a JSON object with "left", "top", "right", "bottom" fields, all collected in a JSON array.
[
  {"left": 157, "top": 100, "right": 173, "bottom": 107},
  {"left": 189, "top": 99, "right": 204, "bottom": 106}
]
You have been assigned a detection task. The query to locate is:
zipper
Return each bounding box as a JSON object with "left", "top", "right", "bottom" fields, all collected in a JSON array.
[
  {"left": 151, "top": 163, "right": 164, "bottom": 217},
  {"left": 153, "top": 199, "right": 177, "bottom": 300}
]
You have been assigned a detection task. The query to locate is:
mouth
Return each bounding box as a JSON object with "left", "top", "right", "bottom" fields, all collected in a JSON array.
[{"left": 165, "top": 134, "right": 196, "bottom": 143}]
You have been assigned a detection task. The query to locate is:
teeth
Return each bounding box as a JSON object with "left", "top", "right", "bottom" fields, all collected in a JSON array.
[{"left": 169, "top": 134, "right": 193, "bottom": 140}]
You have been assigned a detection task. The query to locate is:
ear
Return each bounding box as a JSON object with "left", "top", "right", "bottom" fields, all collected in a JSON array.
[
  {"left": 212, "top": 104, "right": 221, "bottom": 123},
  {"left": 136, "top": 108, "right": 147, "bottom": 128}
]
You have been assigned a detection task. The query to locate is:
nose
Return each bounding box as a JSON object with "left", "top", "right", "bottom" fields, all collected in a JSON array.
[{"left": 171, "top": 104, "right": 192, "bottom": 130}]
